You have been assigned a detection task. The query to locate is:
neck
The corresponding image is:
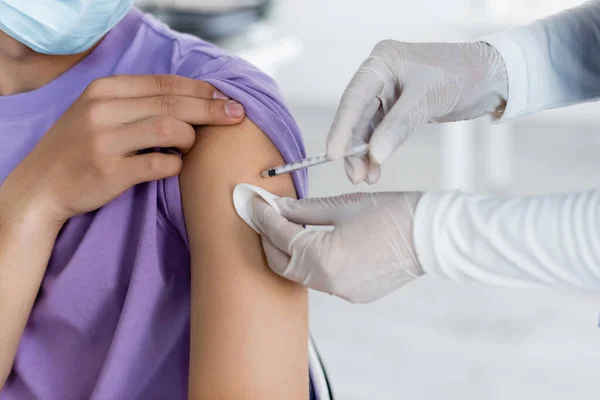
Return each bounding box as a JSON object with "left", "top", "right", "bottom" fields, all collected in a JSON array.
[{"left": 0, "top": 31, "right": 96, "bottom": 96}]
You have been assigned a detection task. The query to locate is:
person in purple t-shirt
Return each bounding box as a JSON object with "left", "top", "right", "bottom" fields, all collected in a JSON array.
[{"left": 0, "top": 1, "right": 310, "bottom": 399}]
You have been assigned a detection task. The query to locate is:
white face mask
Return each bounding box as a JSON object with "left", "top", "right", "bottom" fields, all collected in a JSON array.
[{"left": 0, "top": 0, "right": 134, "bottom": 55}]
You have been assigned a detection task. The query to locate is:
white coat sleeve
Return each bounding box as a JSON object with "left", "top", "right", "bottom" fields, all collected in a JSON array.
[
  {"left": 413, "top": 190, "right": 600, "bottom": 292},
  {"left": 481, "top": 1, "right": 600, "bottom": 120}
]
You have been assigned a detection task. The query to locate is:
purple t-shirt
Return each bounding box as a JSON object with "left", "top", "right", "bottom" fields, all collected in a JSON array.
[{"left": 0, "top": 9, "right": 307, "bottom": 400}]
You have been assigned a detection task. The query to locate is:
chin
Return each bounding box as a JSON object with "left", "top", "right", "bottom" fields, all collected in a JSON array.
[{"left": 0, "top": 30, "right": 39, "bottom": 61}]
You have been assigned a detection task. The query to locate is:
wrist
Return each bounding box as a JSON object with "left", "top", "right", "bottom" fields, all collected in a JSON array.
[
  {"left": 404, "top": 191, "right": 424, "bottom": 274},
  {"left": 0, "top": 182, "right": 65, "bottom": 239},
  {"left": 485, "top": 43, "right": 509, "bottom": 97},
  {"left": 476, "top": 32, "right": 526, "bottom": 120}
]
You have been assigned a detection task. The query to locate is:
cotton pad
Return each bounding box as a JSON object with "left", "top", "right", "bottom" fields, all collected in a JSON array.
[{"left": 233, "top": 183, "right": 281, "bottom": 233}]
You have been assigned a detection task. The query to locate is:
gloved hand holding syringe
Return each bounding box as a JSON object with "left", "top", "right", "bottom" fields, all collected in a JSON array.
[
  {"left": 252, "top": 39, "right": 509, "bottom": 304},
  {"left": 261, "top": 143, "right": 369, "bottom": 178}
]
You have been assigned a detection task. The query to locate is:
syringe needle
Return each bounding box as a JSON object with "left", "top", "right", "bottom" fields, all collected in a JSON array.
[{"left": 261, "top": 143, "right": 369, "bottom": 178}]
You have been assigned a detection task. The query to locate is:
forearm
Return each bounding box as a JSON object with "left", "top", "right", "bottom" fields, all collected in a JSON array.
[
  {"left": 482, "top": 1, "right": 600, "bottom": 119},
  {"left": 414, "top": 189, "right": 600, "bottom": 291},
  {"left": 0, "top": 190, "right": 60, "bottom": 387}
]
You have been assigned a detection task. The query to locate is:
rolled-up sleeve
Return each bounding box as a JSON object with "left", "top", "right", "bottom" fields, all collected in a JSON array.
[
  {"left": 413, "top": 190, "right": 600, "bottom": 292},
  {"left": 481, "top": 1, "right": 600, "bottom": 119}
]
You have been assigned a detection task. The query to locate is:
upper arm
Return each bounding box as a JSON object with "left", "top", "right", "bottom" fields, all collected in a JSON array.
[{"left": 179, "top": 118, "right": 308, "bottom": 399}]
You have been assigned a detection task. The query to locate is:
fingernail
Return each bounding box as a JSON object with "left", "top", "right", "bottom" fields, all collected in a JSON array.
[
  {"left": 365, "top": 170, "right": 379, "bottom": 185},
  {"left": 225, "top": 101, "right": 244, "bottom": 118},
  {"left": 344, "top": 159, "right": 362, "bottom": 185},
  {"left": 345, "top": 160, "right": 356, "bottom": 180},
  {"left": 213, "top": 90, "right": 229, "bottom": 100},
  {"left": 164, "top": 147, "right": 183, "bottom": 157}
]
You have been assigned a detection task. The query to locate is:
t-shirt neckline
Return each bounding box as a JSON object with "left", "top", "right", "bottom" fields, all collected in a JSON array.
[{"left": 0, "top": 8, "right": 144, "bottom": 120}]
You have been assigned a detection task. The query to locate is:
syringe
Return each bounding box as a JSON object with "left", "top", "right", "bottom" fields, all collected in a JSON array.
[{"left": 261, "top": 143, "right": 369, "bottom": 178}]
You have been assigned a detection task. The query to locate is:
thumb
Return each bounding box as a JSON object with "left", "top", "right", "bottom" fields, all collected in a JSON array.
[
  {"left": 260, "top": 235, "right": 295, "bottom": 279},
  {"left": 251, "top": 197, "right": 304, "bottom": 253}
]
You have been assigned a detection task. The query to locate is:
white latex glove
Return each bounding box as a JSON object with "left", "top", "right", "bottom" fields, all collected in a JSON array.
[
  {"left": 251, "top": 191, "right": 423, "bottom": 303},
  {"left": 328, "top": 40, "right": 508, "bottom": 184}
]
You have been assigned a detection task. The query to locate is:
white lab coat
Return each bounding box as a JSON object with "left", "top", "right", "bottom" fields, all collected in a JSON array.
[{"left": 414, "top": 1, "right": 600, "bottom": 291}]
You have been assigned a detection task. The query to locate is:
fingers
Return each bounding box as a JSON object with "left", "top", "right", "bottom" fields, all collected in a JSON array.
[
  {"left": 341, "top": 97, "right": 377, "bottom": 184},
  {"left": 344, "top": 156, "right": 368, "bottom": 184},
  {"left": 123, "top": 152, "right": 184, "bottom": 186},
  {"left": 343, "top": 97, "right": 384, "bottom": 184},
  {"left": 262, "top": 227, "right": 329, "bottom": 290},
  {"left": 344, "top": 154, "right": 381, "bottom": 185},
  {"left": 326, "top": 57, "right": 387, "bottom": 160},
  {"left": 365, "top": 163, "right": 381, "bottom": 185},
  {"left": 85, "top": 75, "right": 227, "bottom": 100},
  {"left": 98, "top": 95, "right": 245, "bottom": 125},
  {"left": 283, "top": 228, "right": 330, "bottom": 287},
  {"left": 344, "top": 156, "right": 381, "bottom": 185},
  {"left": 251, "top": 197, "right": 305, "bottom": 253},
  {"left": 260, "top": 236, "right": 293, "bottom": 278},
  {"left": 114, "top": 116, "right": 196, "bottom": 155},
  {"left": 252, "top": 198, "right": 331, "bottom": 286},
  {"left": 275, "top": 193, "right": 371, "bottom": 225},
  {"left": 368, "top": 84, "right": 427, "bottom": 165}
]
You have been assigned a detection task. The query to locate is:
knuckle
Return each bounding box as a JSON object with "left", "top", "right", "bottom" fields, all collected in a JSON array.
[
  {"left": 146, "top": 153, "right": 165, "bottom": 173},
  {"left": 169, "top": 157, "right": 184, "bottom": 175},
  {"left": 200, "top": 81, "right": 216, "bottom": 95},
  {"left": 85, "top": 100, "right": 109, "bottom": 124},
  {"left": 341, "top": 86, "right": 365, "bottom": 104},
  {"left": 372, "top": 40, "right": 404, "bottom": 65},
  {"left": 357, "top": 54, "right": 380, "bottom": 70},
  {"left": 202, "top": 99, "right": 214, "bottom": 118},
  {"left": 183, "top": 124, "right": 196, "bottom": 147},
  {"left": 155, "top": 116, "right": 174, "bottom": 139},
  {"left": 146, "top": 153, "right": 182, "bottom": 176},
  {"left": 155, "top": 74, "right": 176, "bottom": 94},
  {"left": 374, "top": 39, "right": 396, "bottom": 50},
  {"left": 340, "top": 78, "right": 373, "bottom": 110},
  {"left": 158, "top": 96, "right": 178, "bottom": 116},
  {"left": 340, "top": 192, "right": 369, "bottom": 204},
  {"left": 191, "top": 80, "right": 214, "bottom": 98},
  {"left": 84, "top": 77, "right": 107, "bottom": 98},
  {"left": 344, "top": 293, "right": 359, "bottom": 305}
]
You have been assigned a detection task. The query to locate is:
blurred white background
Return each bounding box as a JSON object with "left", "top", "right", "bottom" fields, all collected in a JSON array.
[{"left": 140, "top": 1, "right": 600, "bottom": 398}]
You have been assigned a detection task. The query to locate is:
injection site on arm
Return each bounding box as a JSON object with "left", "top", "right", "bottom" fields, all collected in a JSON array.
[{"left": 180, "top": 117, "right": 309, "bottom": 399}]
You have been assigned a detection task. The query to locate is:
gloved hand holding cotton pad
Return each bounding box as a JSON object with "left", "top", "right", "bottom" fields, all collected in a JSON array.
[{"left": 233, "top": 183, "right": 425, "bottom": 304}]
